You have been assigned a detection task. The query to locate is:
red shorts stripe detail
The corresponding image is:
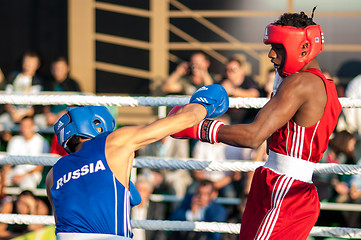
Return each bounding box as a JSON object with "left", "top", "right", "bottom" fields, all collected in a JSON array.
[
  {"left": 239, "top": 167, "right": 320, "bottom": 240},
  {"left": 256, "top": 175, "right": 294, "bottom": 239}
]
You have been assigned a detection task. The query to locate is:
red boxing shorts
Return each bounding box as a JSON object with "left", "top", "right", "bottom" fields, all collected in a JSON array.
[{"left": 239, "top": 165, "right": 320, "bottom": 239}]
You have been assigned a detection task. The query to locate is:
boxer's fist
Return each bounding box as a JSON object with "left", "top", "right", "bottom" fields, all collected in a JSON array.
[
  {"left": 190, "top": 84, "right": 229, "bottom": 118},
  {"left": 168, "top": 105, "right": 225, "bottom": 144}
]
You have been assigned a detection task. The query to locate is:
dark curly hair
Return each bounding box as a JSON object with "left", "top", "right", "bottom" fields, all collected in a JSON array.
[
  {"left": 66, "top": 135, "right": 83, "bottom": 153},
  {"left": 274, "top": 8, "right": 317, "bottom": 28}
]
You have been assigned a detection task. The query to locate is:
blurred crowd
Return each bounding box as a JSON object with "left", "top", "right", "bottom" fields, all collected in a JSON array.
[{"left": 0, "top": 50, "right": 360, "bottom": 239}]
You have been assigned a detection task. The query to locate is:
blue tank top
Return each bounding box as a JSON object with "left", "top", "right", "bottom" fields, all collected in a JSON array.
[{"left": 51, "top": 133, "right": 132, "bottom": 237}]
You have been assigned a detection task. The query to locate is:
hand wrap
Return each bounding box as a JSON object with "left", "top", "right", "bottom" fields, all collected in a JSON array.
[{"left": 198, "top": 119, "right": 224, "bottom": 144}]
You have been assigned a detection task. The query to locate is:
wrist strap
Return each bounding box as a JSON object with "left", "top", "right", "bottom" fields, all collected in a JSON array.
[{"left": 198, "top": 119, "right": 224, "bottom": 144}]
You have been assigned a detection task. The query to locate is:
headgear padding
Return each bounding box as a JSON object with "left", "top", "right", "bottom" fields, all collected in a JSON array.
[
  {"left": 263, "top": 24, "right": 324, "bottom": 77},
  {"left": 54, "top": 105, "right": 115, "bottom": 152}
]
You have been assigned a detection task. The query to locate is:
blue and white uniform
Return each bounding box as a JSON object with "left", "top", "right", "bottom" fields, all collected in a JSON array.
[{"left": 51, "top": 132, "right": 132, "bottom": 239}]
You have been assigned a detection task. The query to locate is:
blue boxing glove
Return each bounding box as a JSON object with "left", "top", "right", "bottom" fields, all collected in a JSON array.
[{"left": 190, "top": 84, "right": 229, "bottom": 118}]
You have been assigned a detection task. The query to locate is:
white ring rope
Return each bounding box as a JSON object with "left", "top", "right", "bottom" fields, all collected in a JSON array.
[
  {"left": 1, "top": 94, "right": 361, "bottom": 238},
  {"left": 4, "top": 187, "right": 361, "bottom": 212},
  {"left": 0, "top": 214, "right": 360, "bottom": 238},
  {"left": 0, "top": 154, "right": 360, "bottom": 175},
  {"left": 0, "top": 94, "right": 360, "bottom": 108}
]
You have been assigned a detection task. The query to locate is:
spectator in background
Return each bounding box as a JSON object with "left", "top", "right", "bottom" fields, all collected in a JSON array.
[
  {"left": 162, "top": 52, "right": 215, "bottom": 95},
  {"left": 328, "top": 131, "right": 357, "bottom": 204},
  {"left": 323, "top": 69, "right": 344, "bottom": 97},
  {"left": 0, "top": 51, "right": 43, "bottom": 128},
  {"left": 131, "top": 175, "right": 166, "bottom": 240},
  {"left": 221, "top": 56, "right": 259, "bottom": 98},
  {"left": 43, "top": 57, "right": 82, "bottom": 126},
  {"left": 259, "top": 68, "right": 276, "bottom": 98},
  {"left": 224, "top": 144, "right": 259, "bottom": 197},
  {"left": 137, "top": 136, "right": 192, "bottom": 199},
  {"left": 343, "top": 160, "right": 361, "bottom": 228},
  {"left": 0, "top": 190, "right": 49, "bottom": 239},
  {"left": 4, "top": 116, "right": 49, "bottom": 190},
  {"left": 0, "top": 67, "right": 4, "bottom": 89},
  {"left": 169, "top": 180, "right": 227, "bottom": 240},
  {"left": 313, "top": 131, "right": 356, "bottom": 202},
  {"left": 0, "top": 169, "right": 11, "bottom": 211},
  {"left": 337, "top": 74, "right": 361, "bottom": 161},
  {"left": 220, "top": 55, "right": 260, "bottom": 124},
  {"left": 191, "top": 114, "right": 241, "bottom": 198}
]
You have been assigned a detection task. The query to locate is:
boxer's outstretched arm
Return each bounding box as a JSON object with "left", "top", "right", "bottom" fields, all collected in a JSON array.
[
  {"left": 217, "top": 72, "right": 326, "bottom": 148},
  {"left": 108, "top": 103, "right": 206, "bottom": 151}
]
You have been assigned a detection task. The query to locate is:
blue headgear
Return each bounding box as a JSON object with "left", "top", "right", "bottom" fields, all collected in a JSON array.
[{"left": 54, "top": 105, "right": 115, "bottom": 153}]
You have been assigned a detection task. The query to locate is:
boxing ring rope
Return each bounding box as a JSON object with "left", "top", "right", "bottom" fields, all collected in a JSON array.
[
  {"left": 1, "top": 94, "right": 361, "bottom": 238},
  {"left": 0, "top": 154, "right": 360, "bottom": 175},
  {"left": 4, "top": 186, "right": 361, "bottom": 212},
  {"left": 0, "top": 214, "right": 360, "bottom": 238},
  {"left": 0, "top": 93, "right": 360, "bottom": 108}
]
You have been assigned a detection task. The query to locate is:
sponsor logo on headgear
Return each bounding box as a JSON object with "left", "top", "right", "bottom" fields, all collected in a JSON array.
[
  {"left": 57, "top": 120, "right": 64, "bottom": 130},
  {"left": 197, "top": 86, "right": 208, "bottom": 92},
  {"left": 264, "top": 27, "right": 269, "bottom": 40}
]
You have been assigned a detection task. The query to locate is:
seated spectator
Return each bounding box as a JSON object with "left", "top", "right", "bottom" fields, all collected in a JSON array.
[
  {"left": 220, "top": 55, "right": 260, "bottom": 124},
  {"left": 169, "top": 180, "right": 227, "bottom": 240},
  {"left": 0, "top": 67, "right": 4, "bottom": 89},
  {"left": 131, "top": 175, "right": 166, "bottom": 240},
  {"left": 323, "top": 69, "right": 344, "bottom": 97},
  {"left": 0, "top": 190, "right": 49, "bottom": 239},
  {"left": 137, "top": 136, "right": 192, "bottom": 198},
  {"left": 162, "top": 52, "right": 215, "bottom": 95},
  {"left": 0, "top": 168, "right": 11, "bottom": 211},
  {"left": 224, "top": 144, "right": 256, "bottom": 197},
  {"left": 191, "top": 114, "right": 244, "bottom": 198},
  {"left": 4, "top": 116, "right": 50, "bottom": 190},
  {"left": 220, "top": 56, "right": 259, "bottom": 98},
  {"left": 43, "top": 56, "right": 82, "bottom": 126},
  {"left": 314, "top": 130, "right": 356, "bottom": 202},
  {"left": 342, "top": 160, "right": 361, "bottom": 228},
  {"left": 259, "top": 68, "right": 276, "bottom": 98},
  {"left": 192, "top": 139, "right": 239, "bottom": 198},
  {"left": 0, "top": 51, "right": 43, "bottom": 129},
  {"left": 221, "top": 193, "right": 248, "bottom": 240}
]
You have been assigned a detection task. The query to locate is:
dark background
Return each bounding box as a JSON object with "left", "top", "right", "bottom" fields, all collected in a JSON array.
[
  {"left": 1, "top": 0, "right": 361, "bottom": 94},
  {"left": 0, "top": 0, "right": 68, "bottom": 81}
]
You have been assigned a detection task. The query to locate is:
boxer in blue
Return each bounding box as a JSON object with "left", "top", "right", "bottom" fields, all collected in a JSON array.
[{"left": 46, "top": 84, "right": 229, "bottom": 240}]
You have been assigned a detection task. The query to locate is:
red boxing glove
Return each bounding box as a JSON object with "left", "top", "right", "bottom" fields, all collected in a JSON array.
[
  {"left": 168, "top": 105, "right": 182, "bottom": 116},
  {"left": 168, "top": 106, "right": 224, "bottom": 143},
  {"left": 172, "top": 119, "right": 224, "bottom": 143},
  {"left": 168, "top": 106, "right": 198, "bottom": 140}
]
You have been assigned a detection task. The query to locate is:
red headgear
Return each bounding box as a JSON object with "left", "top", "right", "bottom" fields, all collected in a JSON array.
[{"left": 263, "top": 24, "right": 324, "bottom": 77}]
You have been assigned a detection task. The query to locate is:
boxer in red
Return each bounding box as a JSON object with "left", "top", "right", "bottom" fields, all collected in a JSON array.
[{"left": 172, "top": 9, "right": 341, "bottom": 240}]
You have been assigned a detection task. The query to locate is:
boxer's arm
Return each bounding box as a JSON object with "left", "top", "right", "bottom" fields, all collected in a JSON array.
[
  {"left": 108, "top": 103, "right": 207, "bottom": 151},
  {"left": 217, "top": 72, "right": 325, "bottom": 148},
  {"left": 105, "top": 84, "right": 228, "bottom": 187},
  {"left": 105, "top": 103, "right": 206, "bottom": 189},
  {"left": 108, "top": 84, "right": 229, "bottom": 150}
]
